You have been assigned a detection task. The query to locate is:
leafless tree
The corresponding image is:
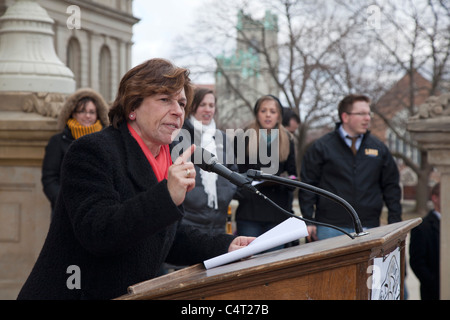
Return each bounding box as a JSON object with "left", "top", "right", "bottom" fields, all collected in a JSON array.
[
  {"left": 175, "top": 0, "right": 373, "bottom": 163},
  {"left": 340, "top": 0, "right": 450, "bottom": 214},
  {"left": 173, "top": 0, "right": 450, "bottom": 215}
]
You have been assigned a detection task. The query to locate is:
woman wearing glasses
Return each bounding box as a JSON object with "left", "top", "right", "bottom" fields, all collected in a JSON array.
[{"left": 41, "top": 88, "right": 110, "bottom": 215}]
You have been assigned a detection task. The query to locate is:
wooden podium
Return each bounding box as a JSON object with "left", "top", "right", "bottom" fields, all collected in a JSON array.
[{"left": 117, "top": 218, "right": 421, "bottom": 300}]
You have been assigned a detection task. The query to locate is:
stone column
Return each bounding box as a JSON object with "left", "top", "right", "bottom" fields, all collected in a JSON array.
[
  {"left": 407, "top": 92, "right": 450, "bottom": 299},
  {"left": 0, "top": 0, "right": 75, "bottom": 93}
]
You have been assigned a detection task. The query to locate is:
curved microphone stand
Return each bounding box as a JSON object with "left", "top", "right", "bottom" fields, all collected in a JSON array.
[{"left": 246, "top": 169, "right": 369, "bottom": 239}]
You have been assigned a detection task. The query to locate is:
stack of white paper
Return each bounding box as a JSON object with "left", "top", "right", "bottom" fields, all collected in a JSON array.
[{"left": 203, "top": 217, "right": 308, "bottom": 269}]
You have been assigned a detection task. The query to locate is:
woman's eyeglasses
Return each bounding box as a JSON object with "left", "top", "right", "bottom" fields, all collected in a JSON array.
[{"left": 75, "top": 110, "right": 97, "bottom": 116}]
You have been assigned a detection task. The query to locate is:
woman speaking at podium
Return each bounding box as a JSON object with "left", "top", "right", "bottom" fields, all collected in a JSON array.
[{"left": 17, "top": 59, "right": 253, "bottom": 300}]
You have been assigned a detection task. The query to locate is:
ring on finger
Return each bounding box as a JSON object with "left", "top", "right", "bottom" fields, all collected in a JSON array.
[{"left": 185, "top": 168, "right": 191, "bottom": 178}]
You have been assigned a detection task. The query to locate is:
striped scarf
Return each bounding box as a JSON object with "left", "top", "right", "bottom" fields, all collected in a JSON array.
[{"left": 67, "top": 118, "right": 103, "bottom": 140}]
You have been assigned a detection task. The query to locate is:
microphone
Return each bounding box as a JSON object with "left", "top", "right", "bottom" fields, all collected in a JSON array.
[{"left": 192, "top": 147, "right": 257, "bottom": 193}]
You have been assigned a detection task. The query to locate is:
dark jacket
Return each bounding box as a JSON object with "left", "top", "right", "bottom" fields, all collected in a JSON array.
[
  {"left": 171, "top": 119, "right": 238, "bottom": 235},
  {"left": 234, "top": 132, "right": 297, "bottom": 224},
  {"left": 409, "top": 211, "right": 440, "bottom": 300},
  {"left": 41, "top": 88, "right": 110, "bottom": 213},
  {"left": 41, "top": 126, "right": 74, "bottom": 211},
  {"left": 18, "top": 122, "right": 235, "bottom": 300},
  {"left": 299, "top": 124, "right": 402, "bottom": 228}
]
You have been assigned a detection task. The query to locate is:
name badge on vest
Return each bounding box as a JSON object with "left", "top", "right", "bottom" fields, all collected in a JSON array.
[{"left": 365, "top": 148, "right": 379, "bottom": 157}]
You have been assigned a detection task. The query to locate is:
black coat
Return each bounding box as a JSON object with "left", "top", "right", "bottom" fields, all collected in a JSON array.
[
  {"left": 234, "top": 133, "right": 297, "bottom": 224},
  {"left": 18, "top": 122, "right": 235, "bottom": 300},
  {"left": 409, "top": 211, "right": 440, "bottom": 300},
  {"left": 299, "top": 125, "right": 402, "bottom": 228},
  {"left": 41, "top": 126, "right": 74, "bottom": 211}
]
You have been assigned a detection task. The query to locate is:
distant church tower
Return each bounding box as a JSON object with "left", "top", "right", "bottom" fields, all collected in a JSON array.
[
  {"left": 0, "top": 0, "right": 139, "bottom": 102},
  {"left": 215, "top": 10, "right": 279, "bottom": 129}
]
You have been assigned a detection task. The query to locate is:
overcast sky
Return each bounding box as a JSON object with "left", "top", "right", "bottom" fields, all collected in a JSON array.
[{"left": 131, "top": 0, "right": 204, "bottom": 67}]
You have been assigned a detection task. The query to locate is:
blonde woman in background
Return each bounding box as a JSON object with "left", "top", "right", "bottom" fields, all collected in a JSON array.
[{"left": 234, "top": 95, "right": 297, "bottom": 244}]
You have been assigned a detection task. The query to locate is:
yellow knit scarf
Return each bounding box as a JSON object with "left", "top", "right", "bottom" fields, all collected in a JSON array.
[{"left": 67, "top": 118, "right": 103, "bottom": 140}]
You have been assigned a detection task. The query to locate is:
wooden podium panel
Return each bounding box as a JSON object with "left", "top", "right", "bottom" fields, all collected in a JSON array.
[{"left": 117, "top": 218, "right": 421, "bottom": 300}]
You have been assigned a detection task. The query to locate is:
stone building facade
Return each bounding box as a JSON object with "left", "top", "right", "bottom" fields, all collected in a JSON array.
[{"left": 0, "top": 0, "right": 138, "bottom": 102}]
